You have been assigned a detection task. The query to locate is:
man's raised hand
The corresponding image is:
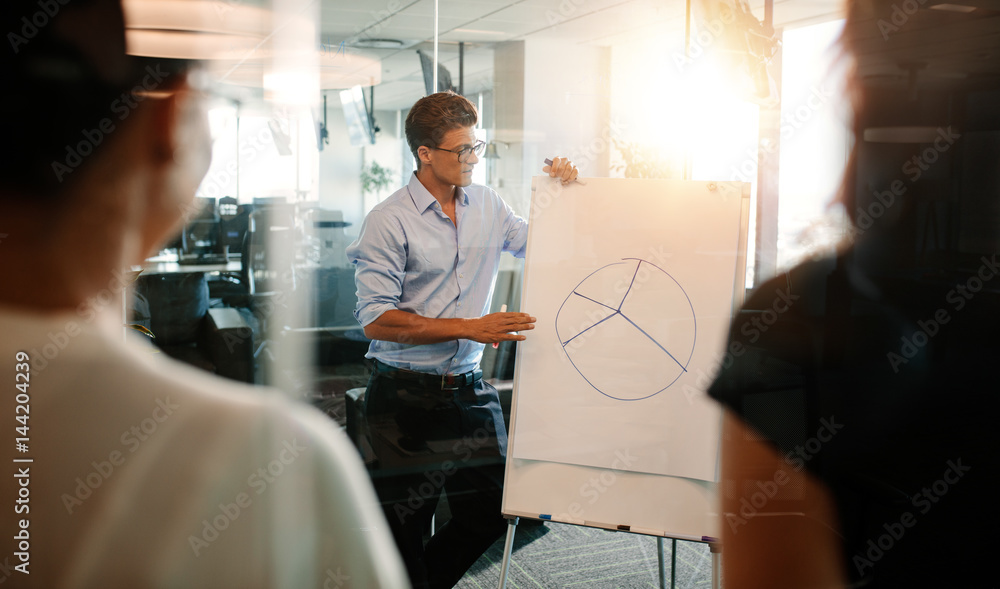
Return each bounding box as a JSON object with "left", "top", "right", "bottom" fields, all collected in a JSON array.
[{"left": 543, "top": 156, "right": 579, "bottom": 185}]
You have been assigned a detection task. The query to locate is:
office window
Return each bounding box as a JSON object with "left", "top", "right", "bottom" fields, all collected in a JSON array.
[{"left": 777, "top": 19, "right": 851, "bottom": 272}]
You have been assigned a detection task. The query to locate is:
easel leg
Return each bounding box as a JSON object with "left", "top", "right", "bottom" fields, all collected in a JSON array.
[
  {"left": 496, "top": 517, "right": 519, "bottom": 589},
  {"left": 710, "top": 542, "right": 722, "bottom": 589},
  {"left": 671, "top": 538, "right": 677, "bottom": 589},
  {"left": 656, "top": 537, "right": 667, "bottom": 589}
]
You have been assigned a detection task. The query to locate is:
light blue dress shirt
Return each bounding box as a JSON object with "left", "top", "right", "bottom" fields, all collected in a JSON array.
[{"left": 346, "top": 173, "right": 528, "bottom": 375}]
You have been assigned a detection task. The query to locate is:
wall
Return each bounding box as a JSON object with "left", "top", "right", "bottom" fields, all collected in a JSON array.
[
  {"left": 494, "top": 40, "right": 611, "bottom": 220},
  {"left": 494, "top": 41, "right": 527, "bottom": 215},
  {"left": 317, "top": 91, "right": 404, "bottom": 239},
  {"left": 361, "top": 108, "right": 404, "bottom": 216},
  {"left": 317, "top": 90, "right": 364, "bottom": 234}
]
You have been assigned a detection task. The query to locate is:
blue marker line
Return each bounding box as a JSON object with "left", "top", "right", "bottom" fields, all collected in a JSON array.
[
  {"left": 572, "top": 291, "right": 619, "bottom": 313},
  {"left": 539, "top": 514, "right": 552, "bottom": 520},
  {"left": 619, "top": 312, "right": 688, "bottom": 372},
  {"left": 618, "top": 260, "right": 642, "bottom": 311},
  {"left": 562, "top": 308, "right": 619, "bottom": 347}
]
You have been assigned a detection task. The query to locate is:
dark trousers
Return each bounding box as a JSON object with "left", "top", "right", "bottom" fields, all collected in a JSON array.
[{"left": 363, "top": 370, "right": 508, "bottom": 589}]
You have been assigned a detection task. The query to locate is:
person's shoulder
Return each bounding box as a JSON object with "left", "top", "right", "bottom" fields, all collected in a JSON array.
[
  {"left": 468, "top": 182, "right": 501, "bottom": 199},
  {"left": 124, "top": 347, "right": 367, "bottom": 487},
  {"left": 262, "top": 401, "right": 383, "bottom": 512},
  {"left": 112, "top": 330, "right": 366, "bottom": 471},
  {"left": 137, "top": 351, "right": 341, "bottom": 441},
  {"left": 362, "top": 186, "right": 419, "bottom": 229},
  {"left": 377, "top": 184, "right": 411, "bottom": 206},
  {"left": 129, "top": 345, "right": 276, "bottom": 411},
  {"left": 37, "top": 319, "right": 306, "bottom": 430},
  {"left": 463, "top": 183, "right": 508, "bottom": 210},
  {"left": 742, "top": 252, "right": 840, "bottom": 316},
  {"left": 362, "top": 182, "right": 410, "bottom": 213}
]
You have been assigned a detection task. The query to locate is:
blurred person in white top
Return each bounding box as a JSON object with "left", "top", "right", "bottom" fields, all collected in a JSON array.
[{"left": 0, "top": 0, "right": 408, "bottom": 586}]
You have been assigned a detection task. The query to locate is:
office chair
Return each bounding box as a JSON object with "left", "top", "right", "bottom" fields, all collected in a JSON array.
[{"left": 219, "top": 205, "right": 299, "bottom": 380}]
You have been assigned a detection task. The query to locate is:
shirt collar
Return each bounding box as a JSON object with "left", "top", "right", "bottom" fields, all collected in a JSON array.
[{"left": 407, "top": 172, "right": 469, "bottom": 214}]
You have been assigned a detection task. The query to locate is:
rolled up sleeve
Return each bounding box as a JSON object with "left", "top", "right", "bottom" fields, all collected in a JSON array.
[
  {"left": 346, "top": 211, "right": 407, "bottom": 328},
  {"left": 499, "top": 196, "right": 529, "bottom": 259}
]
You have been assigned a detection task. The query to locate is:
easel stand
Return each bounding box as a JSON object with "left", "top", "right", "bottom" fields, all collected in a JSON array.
[{"left": 496, "top": 517, "right": 721, "bottom": 589}]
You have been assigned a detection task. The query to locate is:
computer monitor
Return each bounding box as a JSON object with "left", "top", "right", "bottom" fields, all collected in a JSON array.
[
  {"left": 340, "top": 85, "right": 377, "bottom": 147},
  {"left": 181, "top": 197, "right": 221, "bottom": 258},
  {"left": 417, "top": 49, "right": 456, "bottom": 95},
  {"left": 218, "top": 197, "right": 249, "bottom": 255},
  {"left": 253, "top": 196, "right": 287, "bottom": 207}
]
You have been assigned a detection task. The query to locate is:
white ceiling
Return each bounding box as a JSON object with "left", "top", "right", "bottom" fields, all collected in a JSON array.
[
  {"left": 845, "top": 0, "right": 1000, "bottom": 90},
  {"left": 317, "top": 0, "right": 844, "bottom": 110},
  {"left": 125, "top": 0, "right": 1000, "bottom": 111}
]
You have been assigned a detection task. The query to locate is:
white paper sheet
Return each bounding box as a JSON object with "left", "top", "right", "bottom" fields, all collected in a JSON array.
[{"left": 510, "top": 177, "right": 746, "bottom": 482}]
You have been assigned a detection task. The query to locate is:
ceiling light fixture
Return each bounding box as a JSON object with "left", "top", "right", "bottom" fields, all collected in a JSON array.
[
  {"left": 929, "top": 3, "right": 977, "bottom": 12},
  {"left": 863, "top": 126, "right": 953, "bottom": 143},
  {"left": 349, "top": 38, "right": 406, "bottom": 49},
  {"left": 123, "top": 0, "right": 269, "bottom": 60},
  {"left": 451, "top": 28, "right": 507, "bottom": 35},
  {"left": 122, "top": 0, "right": 382, "bottom": 89}
]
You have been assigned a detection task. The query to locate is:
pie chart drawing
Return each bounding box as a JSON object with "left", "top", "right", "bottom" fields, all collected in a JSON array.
[{"left": 555, "top": 258, "right": 697, "bottom": 401}]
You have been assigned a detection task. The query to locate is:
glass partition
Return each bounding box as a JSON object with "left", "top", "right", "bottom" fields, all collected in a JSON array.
[{"left": 126, "top": 0, "right": 851, "bottom": 585}]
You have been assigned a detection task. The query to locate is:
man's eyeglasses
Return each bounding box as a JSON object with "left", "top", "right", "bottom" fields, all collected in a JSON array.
[{"left": 430, "top": 140, "right": 486, "bottom": 163}]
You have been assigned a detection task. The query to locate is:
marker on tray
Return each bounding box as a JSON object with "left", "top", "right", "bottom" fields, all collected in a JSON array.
[{"left": 544, "top": 158, "right": 586, "bottom": 185}]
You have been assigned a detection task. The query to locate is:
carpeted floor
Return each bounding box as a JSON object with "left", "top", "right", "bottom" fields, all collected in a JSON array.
[
  {"left": 457, "top": 520, "right": 716, "bottom": 589},
  {"left": 305, "top": 371, "right": 718, "bottom": 588}
]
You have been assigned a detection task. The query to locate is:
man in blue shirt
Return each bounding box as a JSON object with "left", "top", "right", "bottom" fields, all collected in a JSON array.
[{"left": 347, "top": 91, "right": 577, "bottom": 588}]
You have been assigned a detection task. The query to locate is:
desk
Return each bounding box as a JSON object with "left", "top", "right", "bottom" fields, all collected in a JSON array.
[
  {"left": 142, "top": 253, "right": 241, "bottom": 275},
  {"left": 143, "top": 260, "right": 242, "bottom": 275},
  {"left": 138, "top": 255, "right": 245, "bottom": 321}
]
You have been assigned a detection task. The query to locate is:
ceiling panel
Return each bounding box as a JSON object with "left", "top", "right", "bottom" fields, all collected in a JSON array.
[
  {"left": 125, "top": 0, "right": 997, "bottom": 126},
  {"left": 390, "top": 0, "right": 522, "bottom": 19},
  {"left": 533, "top": 1, "right": 682, "bottom": 44},
  {"left": 224, "top": 0, "right": 847, "bottom": 108},
  {"left": 438, "top": 28, "right": 516, "bottom": 42},
  {"left": 849, "top": 8, "right": 1000, "bottom": 86}
]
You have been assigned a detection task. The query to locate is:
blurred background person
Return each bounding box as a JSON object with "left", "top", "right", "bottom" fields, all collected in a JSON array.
[
  {"left": 0, "top": 0, "right": 408, "bottom": 586},
  {"left": 709, "top": 0, "right": 1000, "bottom": 586}
]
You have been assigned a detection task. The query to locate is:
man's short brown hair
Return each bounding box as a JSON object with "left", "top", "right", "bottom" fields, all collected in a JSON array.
[{"left": 405, "top": 91, "right": 478, "bottom": 170}]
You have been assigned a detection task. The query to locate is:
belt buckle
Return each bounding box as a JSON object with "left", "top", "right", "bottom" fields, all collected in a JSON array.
[{"left": 441, "top": 372, "right": 461, "bottom": 391}]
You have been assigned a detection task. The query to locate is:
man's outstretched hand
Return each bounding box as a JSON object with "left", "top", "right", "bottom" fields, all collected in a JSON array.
[
  {"left": 466, "top": 311, "right": 536, "bottom": 344},
  {"left": 363, "top": 309, "right": 535, "bottom": 346}
]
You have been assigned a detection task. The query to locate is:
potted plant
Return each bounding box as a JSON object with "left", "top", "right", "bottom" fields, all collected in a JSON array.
[
  {"left": 361, "top": 161, "right": 394, "bottom": 197},
  {"left": 611, "top": 138, "right": 682, "bottom": 180}
]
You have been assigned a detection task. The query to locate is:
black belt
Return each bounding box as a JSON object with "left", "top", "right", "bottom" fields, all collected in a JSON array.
[{"left": 373, "top": 360, "right": 482, "bottom": 391}]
